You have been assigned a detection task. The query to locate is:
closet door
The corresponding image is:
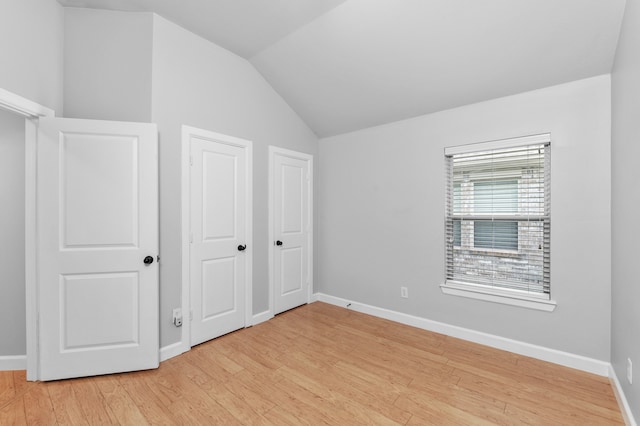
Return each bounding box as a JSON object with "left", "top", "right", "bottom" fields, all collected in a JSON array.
[
  {"left": 186, "top": 126, "right": 252, "bottom": 346},
  {"left": 271, "top": 147, "right": 312, "bottom": 315},
  {"left": 37, "top": 117, "right": 159, "bottom": 381}
]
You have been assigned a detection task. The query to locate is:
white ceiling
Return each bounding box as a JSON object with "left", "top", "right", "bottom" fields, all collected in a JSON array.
[
  {"left": 57, "top": 0, "right": 626, "bottom": 138},
  {"left": 57, "top": 0, "right": 349, "bottom": 58}
]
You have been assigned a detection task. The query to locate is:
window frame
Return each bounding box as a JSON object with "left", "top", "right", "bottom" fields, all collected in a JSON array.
[{"left": 441, "top": 134, "right": 556, "bottom": 312}]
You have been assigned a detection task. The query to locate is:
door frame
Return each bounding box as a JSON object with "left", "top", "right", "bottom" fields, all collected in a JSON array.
[
  {"left": 268, "top": 146, "right": 313, "bottom": 317},
  {"left": 180, "top": 125, "right": 253, "bottom": 352},
  {"left": 0, "top": 88, "right": 55, "bottom": 379}
]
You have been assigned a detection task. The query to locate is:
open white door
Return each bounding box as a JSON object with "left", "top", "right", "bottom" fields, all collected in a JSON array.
[
  {"left": 185, "top": 126, "right": 252, "bottom": 347},
  {"left": 37, "top": 117, "right": 159, "bottom": 381},
  {"left": 271, "top": 147, "right": 313, "bottom": 315}
]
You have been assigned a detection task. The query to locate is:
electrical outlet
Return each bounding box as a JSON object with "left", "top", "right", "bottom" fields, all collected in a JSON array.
[
  {"left": 172, "top": 308, "right": 183, "bottom": 327},
  {"left": 400, "top": 287, "right": 408, "bottom": 298},
  {"left": 627, "top": 358, "right": 633, "bottom": 385}
]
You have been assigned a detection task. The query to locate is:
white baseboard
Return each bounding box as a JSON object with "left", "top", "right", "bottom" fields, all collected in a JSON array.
[
  {"left": 609, "top": 365, "right": 638, "bottom": 426},
  {"left": 252, "top": 310, "right": 273, "bottom": 326},
  {"left": 314, "top": 293, "right": 610, "bottom": 377},
  {"left": 159, "top": 341, "right": 190, "bottom": 362},
  {"left": 0, "top": 355, "right": 26, "bottom": 371}
]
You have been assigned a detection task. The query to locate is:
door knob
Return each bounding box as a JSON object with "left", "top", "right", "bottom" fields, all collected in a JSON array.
[
  {"left": 237, "top": 244, "right": 247, "bottom": 251},
  {"left": 143, "top": 256, "right": 154, "bottom": 265},
  {"left": 276, "top": 240, "right": 283, "bottom": 246}
]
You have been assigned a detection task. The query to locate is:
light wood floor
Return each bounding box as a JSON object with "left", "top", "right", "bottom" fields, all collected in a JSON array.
[{"left": 0, "top": 302, "right": 624, "bottom": 425}]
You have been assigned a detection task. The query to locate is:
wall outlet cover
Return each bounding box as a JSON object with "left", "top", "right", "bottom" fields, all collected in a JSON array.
[{"left": 172, "top": 308, "right": 183, "bottom": 327}]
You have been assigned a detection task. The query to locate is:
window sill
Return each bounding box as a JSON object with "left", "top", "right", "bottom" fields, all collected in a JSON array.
[{"left": 441, "top": 281, "right": 557, "bottom": 312}]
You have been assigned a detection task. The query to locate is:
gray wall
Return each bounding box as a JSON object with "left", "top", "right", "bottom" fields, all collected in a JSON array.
[
  {"left": 612, "top": 0, "right": 640, "bottom": 419},
  {"left": 151, "top": 16, "right": 318, "bottom": 347},
  {"left": 0, "top": 111, "right": 27, "bottom": 356},
  {"left": 318, "top": 75, "right": 612, "bottom": 361},
  {"left": 0, "top": 0, "right": 63, "bottom": 357},
  {"left": 0, "top": 0, "right": 64, "bottom": 113},
  {"left": 64, "top": 8, "right": 153, "bottom": 122}
]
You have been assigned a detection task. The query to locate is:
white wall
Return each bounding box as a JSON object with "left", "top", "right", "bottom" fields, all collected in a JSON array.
[
  {"left": 0, "top": 0, "right": 64, "bottom": 357},
  {"left": 64, "top": 8, "right": 153, "bottom": 122},
  {"left": 0, "top": 0, "right": 63, "bottom": 113},
  {"left": 612, "top": 0, "right": 640, "bottom": 419},
  {"left": 318, "top": 75, "right": 611, "bottom": 361},
  {"left": 151, "top": 16, "right": 318, "bottom": 347}
]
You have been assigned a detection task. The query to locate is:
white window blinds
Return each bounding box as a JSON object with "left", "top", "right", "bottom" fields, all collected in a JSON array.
[{"left": 445, "top": 135, "right": 551, "bottom": 298}]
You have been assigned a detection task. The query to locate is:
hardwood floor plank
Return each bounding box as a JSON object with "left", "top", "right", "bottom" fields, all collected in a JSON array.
[
  {"left": 93, "top": 375, "right": 150, "bottom": 426},
  {"left": 274, "top": 356, "right": 406, "bottom": 425},
  {"left": 332, "top": 360, "right": 412, "bottom": 403},
  {"left": 22, "top": 385, "right": 57, "bottom": 425},
  {"left": 516, "top": 355, "right": 619, "bottom": 405},
  {"left": 187, "top": 343, "right": 244, "bottom": 382},
  {"left": 395, "top": 387, "right": 496, "bottom": 426},
  {"left": 117, "top": 371, "right": 177, "bottom": 426},
  {"left": 271, "top": 373, "right": 380, "bottom": 425},
  {"left": 11, "top": 371, "right": 31, "bottom": 396},
  {"left": 409, "top": 371, "right": 506, "bottom": 413},
  {"left": 0, "top": 396, "right": 27, "bottom": 425},
  {"left": 210, "top": 370, "right": 278, "bottom": 415},
  {"left": 165, "top": 380, "right": 240, "bottom": 425},
  {"left": 46, "top": 381, "right": 89, "bottom": 425},
  {"left": 201, "top": 381, "right": 273, "bottom": 425},
  {"left": 454, "top": 367, "right": 624, "bottom": 424},
  {"left": 0, "top": 371, "right": 16, "bottom": 407},
  {"left": 263, "top": 403, "right": 333, "bottom": 426},
  {"left": 1, "top": 302, "right": 625, "bottom": 425},
  {"left": 504, "top": 400, "right": 620, "bottom": 425},
  {"left": 70, "top": 378, "right": 119, "bottom": 425}
]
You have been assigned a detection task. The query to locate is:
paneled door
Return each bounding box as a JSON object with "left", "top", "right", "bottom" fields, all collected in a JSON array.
[
  {"left": 186, "top": 127, "right": 252, "bottom": 347},
  {"left": 271, "top": 147, "right": 312, "bottom": 315},
  {"left": 37, "top": 117, "right": 159, "bottom": 381}
]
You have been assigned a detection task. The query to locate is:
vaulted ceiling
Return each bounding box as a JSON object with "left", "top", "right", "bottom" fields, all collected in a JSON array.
[{"left": 57, "top": 0, "right": 626, "bottom": 137}]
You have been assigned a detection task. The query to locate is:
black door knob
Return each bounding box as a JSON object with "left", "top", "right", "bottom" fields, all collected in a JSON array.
[
  {"left": 276, "top": 240, "right": 283, "bottom": 246},
  {"left": 237, "top": 244, "right": 247, "bottom": 251},
  {"left": 143, "top": 256, "right": 154, "bottom": 265}
]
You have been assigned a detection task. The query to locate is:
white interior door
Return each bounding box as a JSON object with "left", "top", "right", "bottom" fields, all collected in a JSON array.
[
  {"left": 37, "top": 117, "right": 159, "bottom": 381},
  {"left": 271, "top": 148, "right": 312, "bottom": 315},
  {"left": 187, "top": 127, "right": 252, "bottom": 347}
]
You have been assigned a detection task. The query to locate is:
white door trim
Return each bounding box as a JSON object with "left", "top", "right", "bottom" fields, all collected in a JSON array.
[
  {"left": 0, "top": 88, "right": 54, "bottom": 380},
  {"left": 181, "top": 125, "right": 253, "bottom": 352},
  {"left": 268, "top": 146, "right": 313, "bottom": 317},
  {"left": 0, "top": 88, "right": 55, "bottom": 119}
]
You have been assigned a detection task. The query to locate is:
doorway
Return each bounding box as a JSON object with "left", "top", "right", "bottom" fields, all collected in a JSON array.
[
  {"left": 181, "top": 126, "right": 253, "bottom": 348},
  {"left": 0, "top": 108, "right": 27, "bottom": 369},
  {"left": 269, "top": 147, "right": 313, "bottom": 315},
  {"left": 0, "top": 88, "right": 160, "bottom": 381}
]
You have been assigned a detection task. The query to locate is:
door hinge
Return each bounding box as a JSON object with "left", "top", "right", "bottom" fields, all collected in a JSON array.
[
  {"left": 190, "top": 232, "right": 193, "bottom": 243},
  {"left": 190, "top": 156, "right": 193, "bottom": 166},
  {"left": 190, "top": 310, "right": 193, "bottom": 321}
]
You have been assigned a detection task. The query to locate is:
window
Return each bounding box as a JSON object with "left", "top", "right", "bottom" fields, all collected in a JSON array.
[
  {"left": 474, "top": 220, "right": 518, "bottom": 251},
  {"left": 443, "top": 134, "right": 553, "bottom": 310},
  {"left": 470, "top": 179, "right": 519, "bottom": 251}
]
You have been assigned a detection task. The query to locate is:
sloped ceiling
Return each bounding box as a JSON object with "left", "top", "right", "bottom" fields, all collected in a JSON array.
[{"left": 57, "top": 0, "right": 626, "bottom": 137}]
